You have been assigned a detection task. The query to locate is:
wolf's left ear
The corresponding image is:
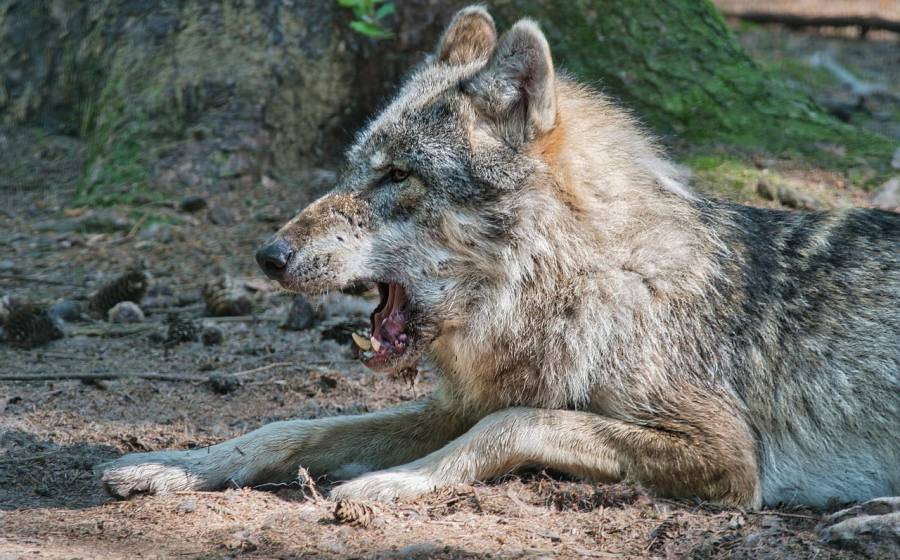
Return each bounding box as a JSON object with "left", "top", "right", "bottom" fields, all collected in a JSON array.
[
  {"left": 465, "top": 19, "right": 557, "bottom": 140},
  {"left": 436, "top": 6, "right": 497, "bottom": 66}
]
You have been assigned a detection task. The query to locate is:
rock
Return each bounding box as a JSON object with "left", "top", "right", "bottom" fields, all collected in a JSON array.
[
  {"left": 208, "top": 373, "right": 241, "bottom": 395},
  {"left": 179, "top": 195, "right": 207, "bottom": 213},
  {"left": 48, "top": 299, "right": 84, "bottom": 322},
  {"left": 871, "top": 177, "right": 900, "bottom": 212},
  {"left": 0, "top": 259, "right": 15, "bottom": 272},
  {"left": 200, "top": 324, "right": 224, "bottom": 346},
  {"left": 282, "top": 296, "right": 317, "bottom": 331},
  {"left": 107, "top": 301, "right": 145, "bottom": 323},
  {"left": 136, "top": 222, "right": 175, "bottom": 243},
  {"left": 819, "top": 497, "right": 900, "bottom": 557},
  {"left": 174, "top": 498, "right": 197, "bottom": 514},
  {"left": 207, "top": 206, "right": 235, "bottom": 226},
  {"left": 892, "top": 147, "right": 900, "bottom": 170}
]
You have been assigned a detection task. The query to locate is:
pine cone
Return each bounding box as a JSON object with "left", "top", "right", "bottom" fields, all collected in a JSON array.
[
  {"left": 202, "top": 276, "right": 252, "bottom": 317},
  {"left": 333, "top": 499, "right": 374, "bottom": 528},
  {"left": 89, "top": 270, "right": 148, "bottom": 316},
  {"left": 5, "top": 304, "right": 63, "bottom": 348},
  {"left": 165, "top": 314, "right": 197, "bottom": 346}
]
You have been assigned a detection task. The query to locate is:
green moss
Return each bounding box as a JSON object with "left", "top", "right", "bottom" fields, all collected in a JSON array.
[{"left": 684, "top": 154, "right": 765, "bottom": 201}]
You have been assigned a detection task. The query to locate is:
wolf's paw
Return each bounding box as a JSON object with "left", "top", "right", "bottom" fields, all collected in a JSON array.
[
  {"left": 330, "top": 469, "right": 438, "bottom": 502},
  {"left": 96, "top": 451, "right": 211, "bottom": 498},
  {"left": 818, "top": 497, "right": 900, "bottom": 557}
]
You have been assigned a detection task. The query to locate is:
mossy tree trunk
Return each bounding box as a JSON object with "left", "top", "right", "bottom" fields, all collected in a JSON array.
[
  {"left": 1, "top": 0, "right": 893, "bottom": 206},
  {"left": 486, "top": 0, "right": 893, "bottom": 165}
]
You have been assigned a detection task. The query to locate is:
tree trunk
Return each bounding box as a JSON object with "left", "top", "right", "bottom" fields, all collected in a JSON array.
[{"left": 0, "top": 1, "right": 892, "bottom": 205}]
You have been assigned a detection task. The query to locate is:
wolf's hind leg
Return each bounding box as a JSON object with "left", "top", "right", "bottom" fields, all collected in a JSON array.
[
  {"left": 332, "top": 406, "right": 761, "bottom": 508},
  {"left": 98, "top": 397, "right": 468, "bottom": 498}
]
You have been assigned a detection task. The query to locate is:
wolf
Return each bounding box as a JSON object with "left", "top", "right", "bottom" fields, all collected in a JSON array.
[{"left": 100, "top": 5, "right": 900, "bottom": 530}]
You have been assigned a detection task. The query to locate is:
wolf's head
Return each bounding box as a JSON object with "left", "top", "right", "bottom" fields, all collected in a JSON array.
[{"left": 257, "top": 6, "right": 567, "bottom": 374}]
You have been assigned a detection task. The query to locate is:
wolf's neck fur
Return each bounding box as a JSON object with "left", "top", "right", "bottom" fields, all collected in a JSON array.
[{"left": 432, "top": 79, "right": 724, "bottom": 413}]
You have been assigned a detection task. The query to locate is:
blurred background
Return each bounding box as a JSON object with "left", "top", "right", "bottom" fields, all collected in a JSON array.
[{"left": 0, "top": 1, "right": 898, "bottom": 558}]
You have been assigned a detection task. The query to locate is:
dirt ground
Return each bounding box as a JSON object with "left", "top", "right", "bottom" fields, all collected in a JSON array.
[{"left": 1, "top": 13, "right": 898, "bottom": 560}]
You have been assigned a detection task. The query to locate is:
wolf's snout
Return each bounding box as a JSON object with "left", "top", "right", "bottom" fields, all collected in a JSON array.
[{"left": 256, "top": 237, "right": 294, "bottom": 280}]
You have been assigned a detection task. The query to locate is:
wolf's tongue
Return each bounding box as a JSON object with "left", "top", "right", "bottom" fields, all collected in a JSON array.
[{"left": 372, "top": 283, "right": 407, "bottom": 344}]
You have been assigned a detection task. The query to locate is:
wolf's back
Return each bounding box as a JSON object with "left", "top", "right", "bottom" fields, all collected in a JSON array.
[{"left": 704, "top": 202, "right": 900, "bottom": 506}]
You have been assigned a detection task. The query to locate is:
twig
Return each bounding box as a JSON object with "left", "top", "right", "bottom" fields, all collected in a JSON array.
[
  {"left": 143, "top": 303, "right": 205, "bottom": 313},
  {"left": 204, "top": 315, "right": 282, "bottom": 323},
  {"left": 112, "top": 214, "right": 150, "bottom": 244},
  {"left": 723, "top": 11, "right": 900, "bottom": 34},
  {"left": 749, "top": 510, "right": 820, "bottom": 521},
  {"left": 68, "top": 323, "right": 156, "bottom": 337},
  {"left": 229, "top": 361, "right": 295, "bottom": 377},
  {"left": 0, "top": 371, "right": 206, "bottom": 382},
  {"left": 0, "top": 273, "right": 86, "bottom": 287}
]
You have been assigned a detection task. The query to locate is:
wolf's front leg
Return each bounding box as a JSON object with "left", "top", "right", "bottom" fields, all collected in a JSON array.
[
  {"left": 332, "top": 406, "right": 761, "bottom": 508},
  {"left": 98, "top": 397, "right": 468, "bottom": 498},
  {"left": 331, "top": 407, "right": 622, "bottom": 501}
]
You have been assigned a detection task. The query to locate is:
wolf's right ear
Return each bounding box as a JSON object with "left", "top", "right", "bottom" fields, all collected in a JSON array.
[
  {"left": 435, "top": 5, "right": 497, "bottom": 66},
  {"left": 464, "top": 19, "right": 557, "bottom": 142}
]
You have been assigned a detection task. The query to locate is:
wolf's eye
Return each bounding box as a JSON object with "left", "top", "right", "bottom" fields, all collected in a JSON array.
[{"left": 388, "top": 168, "right": 409, "bottom": 183}]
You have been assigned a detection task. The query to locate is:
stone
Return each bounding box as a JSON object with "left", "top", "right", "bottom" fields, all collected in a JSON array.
[
  {"left": 179, "top": 195, "right": 207, "bottom": 213},
  {"left": 819, "top": 497, "right": 900, "bottom": 557},
  {"left": 207, "top": 205, "right": 235, "bottom": 226},
  {"left": 871, "top": 177, "right": 900, "bottom": 212},
  {"left": 0, "top": 259, "right": 14, "bottom": 272},
  {"left": 107, "top": 301, "right": 145, "bottom": 323},
  {"left": 282, "top": 296, "right": 317, "bottom": 331},
  {"left": 48, "top": 299, "right": 83, "bottom": 322},
  {"left": 174, "top": 498, "right": 197, "bottom": 514}
]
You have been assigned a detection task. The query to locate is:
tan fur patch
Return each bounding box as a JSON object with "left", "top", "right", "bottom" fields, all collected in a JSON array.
[
  {"left": 278, "top": 193, "right": 367, "bottom": 246},
  {"left": 530, "top": 116, "right": 586, "bottom": 215}
]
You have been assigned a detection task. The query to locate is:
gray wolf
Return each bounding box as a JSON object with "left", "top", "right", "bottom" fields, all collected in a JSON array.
[{"left": 99, "top": 6, "right": 899, "bottom": 528}]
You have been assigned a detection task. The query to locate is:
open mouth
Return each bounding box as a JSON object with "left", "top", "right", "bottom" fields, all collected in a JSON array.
[{"left": 350, "top": 282, "right": 413, "bottom": 370}]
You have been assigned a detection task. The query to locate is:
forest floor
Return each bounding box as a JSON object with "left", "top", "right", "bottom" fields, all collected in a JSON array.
[{"left": 1, "top": 15, "right": 898, "bottom": 560}]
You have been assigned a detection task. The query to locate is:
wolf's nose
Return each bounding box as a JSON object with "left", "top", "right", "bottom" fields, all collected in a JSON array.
[{"left": 256, "top": 238, "right": 294, "bottom": 280}]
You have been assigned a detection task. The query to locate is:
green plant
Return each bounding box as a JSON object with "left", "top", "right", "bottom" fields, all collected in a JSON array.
[{"left": 338, "top": 0, "right": 395, "bottom": 38}]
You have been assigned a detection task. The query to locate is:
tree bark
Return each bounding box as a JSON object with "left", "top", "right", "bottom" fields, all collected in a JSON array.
[{"left": 0, "top": 0, "right": 892, "bottom": 205}]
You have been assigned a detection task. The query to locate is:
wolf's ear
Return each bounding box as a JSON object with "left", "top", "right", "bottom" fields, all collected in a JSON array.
[
  {"left": 436, "top": 6, "right": 497, "bottom": 66},
  {"left": 465, "top": 19, "right": 557, "bottom": 140}
]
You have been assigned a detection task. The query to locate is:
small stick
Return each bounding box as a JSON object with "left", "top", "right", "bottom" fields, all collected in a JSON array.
[
  {"left": 749, "top": 510, "right": 820, "bottom": 521},
  {"left": 68, "top": 324, "right": 156, "bottom": 337},
  {"left": 229, "top": 361, "right": 295, "bottom": 377},
  {"left": 0, "top": 372, "right": 206, "bottom": 382},
  {"left": 0, "top": 274, "right": 85, "bottom": 287},
  {"left": 204, "top": 315, "right": 282, "bottom": 323}
]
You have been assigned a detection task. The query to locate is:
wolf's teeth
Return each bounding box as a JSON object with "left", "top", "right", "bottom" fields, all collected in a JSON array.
[
  {"left": 370, "top": 336, "right": 381, "bottom": 352},
  {"left": 351, "top": 332, "right": 371, "bottom": 350}
]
